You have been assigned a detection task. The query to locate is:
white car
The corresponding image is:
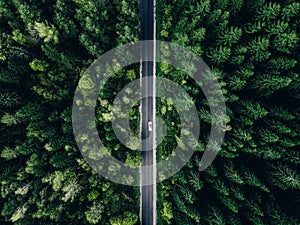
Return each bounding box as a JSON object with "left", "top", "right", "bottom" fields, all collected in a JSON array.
[{"left": 148, "top": 120, "right": 153, "bottom": 132}]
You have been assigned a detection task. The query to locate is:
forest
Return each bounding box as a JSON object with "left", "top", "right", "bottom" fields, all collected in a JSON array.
[{"left": 0, "top": 0, "right": 299, "bottom": 224}]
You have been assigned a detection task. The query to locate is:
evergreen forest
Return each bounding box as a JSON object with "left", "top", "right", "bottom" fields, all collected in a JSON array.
[{"left": 0, "top": 0, "right": 299, "bottom": 224}]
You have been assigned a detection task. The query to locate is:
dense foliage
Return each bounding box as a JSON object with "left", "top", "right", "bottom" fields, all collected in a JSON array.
[
  {"left": 0, "top": 0, "right": 140, "bottom": 224},
  {"left": 157, "top": 0, "right": 300, "bottom": 224},
  {"left": 0, "top": 0, "right": 299, "bottom": 224}
]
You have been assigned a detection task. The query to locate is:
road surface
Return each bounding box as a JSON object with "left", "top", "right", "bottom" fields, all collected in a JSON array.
[{"left": 139, "top": 0, "right": 156, "bottom": 224}]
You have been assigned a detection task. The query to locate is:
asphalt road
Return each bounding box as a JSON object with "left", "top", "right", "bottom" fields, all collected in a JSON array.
[{"left": 139, "top": 0, "right": 156, "bottom": 224}]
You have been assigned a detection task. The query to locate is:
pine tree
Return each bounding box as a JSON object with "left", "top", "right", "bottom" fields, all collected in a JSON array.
[
  {"left": 269, "top": 163, "right": 300, "bottom": 190},
  {"left": 205, "top": 206, "right": 226, "bottom": 225},
  {"left": 0, "top": 91, "right": 20, "bottom": 107}
]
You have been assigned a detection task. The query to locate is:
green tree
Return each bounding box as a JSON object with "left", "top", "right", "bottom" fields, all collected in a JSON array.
[
  {"left": 109, "top": 211, "right": 138, "bottom": 225},
  {"left": 33, "top": 21, "right": 59, "bottom": 44},
  {"left": 85, "top": 201, "right": 104, "bottom": 224}
]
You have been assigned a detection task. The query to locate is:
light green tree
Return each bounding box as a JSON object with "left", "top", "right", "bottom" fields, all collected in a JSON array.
[{"left": 33, "top": 21, "right": 59, "bottom": 44}]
